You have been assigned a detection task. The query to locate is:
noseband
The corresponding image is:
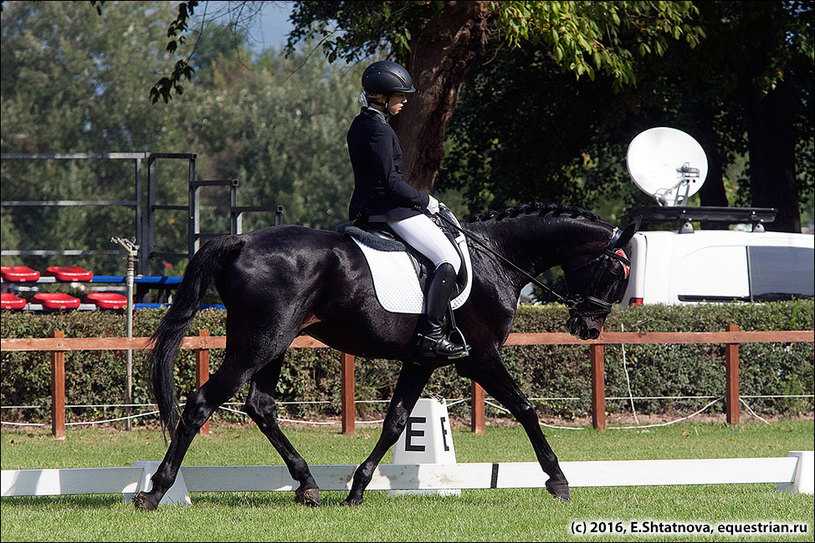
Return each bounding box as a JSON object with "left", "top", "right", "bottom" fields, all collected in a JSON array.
[
  {"left": 434, "top": 212, "right": 630, "bottom": 316},
  {"left": 564, "top": 229, "right": 631, "bottom": 316}
]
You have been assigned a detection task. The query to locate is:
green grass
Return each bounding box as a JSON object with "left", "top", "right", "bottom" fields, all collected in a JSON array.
[{"left": 2, "top": 420, "right": 813, "bottom": 541}]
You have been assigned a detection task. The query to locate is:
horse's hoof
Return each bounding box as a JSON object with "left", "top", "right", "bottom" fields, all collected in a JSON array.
[
  {"left": 294, "top": 487, "right": 321, "bottom": 507},
  {"left": 133, "top": 491, "right": 158, "bottom": 511},
  {"left": 545, "top": 479, "right": 571, "bottom": 501},
  {"left": 340, "top": 497, "right": 363, "bottom": 506}
]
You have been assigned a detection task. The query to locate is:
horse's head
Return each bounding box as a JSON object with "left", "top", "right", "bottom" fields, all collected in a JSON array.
[{"left": 563, "top": 220, "right": 639, "bottom": 340}]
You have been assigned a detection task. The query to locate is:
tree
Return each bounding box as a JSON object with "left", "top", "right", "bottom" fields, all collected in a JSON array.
[
  {"left": 146, "top": 0, "right": 200, "bottom": 103},
  {"left": 631, "top": 1, "right": 813, "bottom": 232},
  {"left": 440, "top": 1, "right": 813, "bottom": 232},
  {"left": 437, "top": 43, "right": 644, "bottom": 218},
  {"left": 60, "top": 1, "right": 702, "bottom": 205},
  {"left": 287, "top": 1, "right": 704, "bottom": 194},
  {"left": 584, "top": 0, "right": 814, "bottom": 233},
  {"left": 188, "top": 40, "right": 361, "bottom": 230},
  {"left": 50, "top": 2, "right": 808, "bottom": 231},
  {"left": 1, "top": 0, "right": 362, "bottom": 275},
  {"left": 719, "top": 1, "right": 812, "bottom": 232},
  {"left": 1, "top": 1, "right": 197, "bottom": 272}
]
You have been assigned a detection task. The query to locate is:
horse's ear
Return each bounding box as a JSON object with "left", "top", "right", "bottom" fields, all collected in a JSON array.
[{"left": 614, "top": 217, "right": 640, "bottom": 248}]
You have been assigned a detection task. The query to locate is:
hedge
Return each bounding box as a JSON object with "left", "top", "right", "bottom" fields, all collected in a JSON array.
[{"left": 1, "top": 301, "right": 812, "bottom": 425}]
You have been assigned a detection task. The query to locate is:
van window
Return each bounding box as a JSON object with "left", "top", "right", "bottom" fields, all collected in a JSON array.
[
  {"left": 748, "top": 246, "right": 815, "bottom": 301},
  {"left": 675, "top": 246, "right": 750, "bottom": 302}
]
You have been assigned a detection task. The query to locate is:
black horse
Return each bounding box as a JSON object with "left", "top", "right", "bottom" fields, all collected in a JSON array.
[{"left": 133, "top": 202, "right": 636, "bottom": 510}]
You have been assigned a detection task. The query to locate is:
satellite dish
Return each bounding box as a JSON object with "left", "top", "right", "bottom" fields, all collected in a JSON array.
[{"left": 626, "top": 127, "right": 708, "bottom": 206}]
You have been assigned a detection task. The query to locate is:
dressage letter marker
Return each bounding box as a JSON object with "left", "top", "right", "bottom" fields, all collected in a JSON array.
[
  {"left": 404, "top": 416, "right": 426, "bottom": 452},
  {"left": 389, "top": 398, "right": 461, "bottom": 497}
]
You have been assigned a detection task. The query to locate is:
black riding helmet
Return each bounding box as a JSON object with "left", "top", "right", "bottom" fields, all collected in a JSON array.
[{"left": 362, "top": 60, "right": 416, "bottom": 99}]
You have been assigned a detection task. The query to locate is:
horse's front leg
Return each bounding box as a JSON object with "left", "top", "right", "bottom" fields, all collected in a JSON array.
[
  {"left": 457, "top": 351, "right": 570, "bottom": 501},
  {"left": 244, "top": 359, "right": 320, "bottom": 506},
  {"left": 342, "top": 363, "right": 434, "bottom": 506}
]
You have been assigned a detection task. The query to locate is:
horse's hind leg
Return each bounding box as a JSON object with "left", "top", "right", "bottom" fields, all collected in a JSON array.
[
  {"left": 244, "top": 359, "right": 321, "bottom": 506},
  {"left": 343, "top": 363, "right": 435, "bottom": 506},
  {"left": 134, "top": 360, "right": 254, "bottom": 510}
]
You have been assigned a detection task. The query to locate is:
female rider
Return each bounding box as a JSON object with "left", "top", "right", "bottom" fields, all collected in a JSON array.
[{"left": 346, "top": 60, "right": 466, "bottom": 361}]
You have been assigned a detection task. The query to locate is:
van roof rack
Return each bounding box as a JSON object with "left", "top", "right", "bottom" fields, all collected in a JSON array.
[{"left": 628, "top": 206, "right": 777, "bottom": 233}]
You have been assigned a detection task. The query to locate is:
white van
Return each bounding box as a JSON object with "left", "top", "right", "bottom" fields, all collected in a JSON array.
[
  {"left": 614, "top": 127, "right": 814, "bottom": 306},
  {"left": 619, "top": 208, "right": 815, "bottom": 306}
]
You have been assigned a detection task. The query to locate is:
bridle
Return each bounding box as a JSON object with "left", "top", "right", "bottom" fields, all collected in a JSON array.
[
  {"left": 562, "top": 228, "right": 631, "bottom": 315},
  {"left": 433, "top": 211, "right": 630, "bottom": 316}
]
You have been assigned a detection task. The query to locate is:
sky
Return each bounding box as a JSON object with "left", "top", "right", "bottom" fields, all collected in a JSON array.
[
  {"left": 245, "top": 1, "right": 296, "bottom": 53},
  {"left": 203, "top": 1, "right": 296, "bottom": 54}
]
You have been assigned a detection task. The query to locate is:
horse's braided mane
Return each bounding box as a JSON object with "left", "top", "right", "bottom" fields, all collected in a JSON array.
[{"left": 464, "top": 202, "right": 602, "bottom": 224}]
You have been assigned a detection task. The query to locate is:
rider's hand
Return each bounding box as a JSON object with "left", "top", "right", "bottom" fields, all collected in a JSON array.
[{"left": 426, "top": 195, "right": 440, "bottom": 215}]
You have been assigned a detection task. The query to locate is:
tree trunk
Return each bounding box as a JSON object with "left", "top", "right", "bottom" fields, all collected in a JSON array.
[
  {"left": 742, "top": 78, "right": 801, "bottom": 232},
  {"left": 391, "top": 0, "right": 490, "bottom": 194},
  {"left": 693, "top": 109, "right": 730, "bottom": 230}
]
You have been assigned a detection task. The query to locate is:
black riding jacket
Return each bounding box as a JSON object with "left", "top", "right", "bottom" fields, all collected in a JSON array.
[{"left": 346, "top": 108, "right": 429, "bottom": 223}]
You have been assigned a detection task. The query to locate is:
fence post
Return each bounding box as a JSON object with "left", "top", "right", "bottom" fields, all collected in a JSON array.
[
  {"left": 725, "top": 324, "right": 740, "bottom": 425},
  {"left": 195, "top": 329, "right": 210, "bottom": 435},
  {"left": 50, "top": 330, "right": 66, "bottom": 440},
  {"left": 590, "top": 343, "right": 606, "bottom": 430},
  {"left": 471, "top": 381, "right": 485, "bottom": 435},
  {"left": 341, "top": 352, "right": 355, "bottom": 435}
]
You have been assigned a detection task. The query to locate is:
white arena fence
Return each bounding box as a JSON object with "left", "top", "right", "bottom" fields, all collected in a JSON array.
[
  {"left": 2, "top": 397, "right": 812, "bottom": 506},
  {"left": 2, "top": 453, "right": 812, "bottom": 506}
]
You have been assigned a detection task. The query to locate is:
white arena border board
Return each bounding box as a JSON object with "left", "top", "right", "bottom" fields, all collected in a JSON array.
[{"left": 2, "top": 451, "right": 812, "bottom": 505}]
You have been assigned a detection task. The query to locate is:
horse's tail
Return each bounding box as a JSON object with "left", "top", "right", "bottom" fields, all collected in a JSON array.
[{"left": 150, "top": 235, "right": 244, "bottom": 441}]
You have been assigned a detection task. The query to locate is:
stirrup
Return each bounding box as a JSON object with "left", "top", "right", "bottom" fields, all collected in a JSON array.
[{"left": 447, "top": 328, "right": 470, "bottom": 357}]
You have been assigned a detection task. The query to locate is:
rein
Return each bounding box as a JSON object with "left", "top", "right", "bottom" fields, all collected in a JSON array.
[{"left": 432, "top": 211, "right": 629, "bottom": 312}]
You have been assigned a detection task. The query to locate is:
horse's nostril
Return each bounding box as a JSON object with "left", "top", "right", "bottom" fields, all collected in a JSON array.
[{"left": 589, "top": 328, "right": 600, "bottom": 340}]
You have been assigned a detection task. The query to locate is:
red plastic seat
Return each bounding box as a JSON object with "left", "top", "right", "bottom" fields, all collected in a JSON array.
[
  {"left": 1, "top": 292, "right": 28, "bottom": 309},
  {"left": 1, "top": 266, "right": 41, "bottom": 282},
  {"left": 33, "top": 292, "right": 82, "bottom": 309},
  {"left": 86, "top": 292, "right": 127, "bottom": 309},
  {"left": 45, "top": 266, "right": 93, "bottom": 282}
]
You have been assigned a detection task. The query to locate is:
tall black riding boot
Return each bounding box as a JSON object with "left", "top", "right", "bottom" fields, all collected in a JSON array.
[{"left": 416, "top": 263, "right": 468, "bottom": 360}]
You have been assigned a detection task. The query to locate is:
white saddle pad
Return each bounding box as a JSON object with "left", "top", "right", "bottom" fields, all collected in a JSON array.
[{"left": 352, "top": 232, "right": 472, "bottom": 314}]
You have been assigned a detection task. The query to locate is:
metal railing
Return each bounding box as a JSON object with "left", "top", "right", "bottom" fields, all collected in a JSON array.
[
  {"left": 1, "top": 153, "right": 281, "bottom": 301},
  {"left": 1, "top": 152, "right": 196, "bottom": 276}
]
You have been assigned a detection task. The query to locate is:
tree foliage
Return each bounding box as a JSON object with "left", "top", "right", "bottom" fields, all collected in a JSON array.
[
  {"left": 286, "top": 1, "right": 810, "bottom": 232},
  {"left": 439, "top": 0, "right": 813, "bottom": 231},
  {"left": 437, "top": 44, "right": 644, "bottom": 220},
  {"left": 492, "top": 1, "right": 704, "bottom": 87},
  {"left": 1, "top": 1, "right": 195, "bottom": 272},
  {"left": 287, "top": 0, "right": 436, "bottom": 63},
  {"left": 148, "top": 0, "right": 200, "bottom": 103},
  {"left": 287, "top": 1, "right": 705, "bottom": 193},
  {"left": 2, "top": 0, "right": 810, "bottom": 283},
  {"left": 1, "top": 2, "right": 358, "bottom": 275},
  {"left": 188, "top": 40, "right": 359, "bottom": 231},
  {"left": 287, "top": 1, "right": 704, "bottom": 85}
]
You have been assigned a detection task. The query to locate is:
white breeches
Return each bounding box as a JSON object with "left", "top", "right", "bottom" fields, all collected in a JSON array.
[{"left": 388, "top": 214, "right": 461, "bottom": 273}]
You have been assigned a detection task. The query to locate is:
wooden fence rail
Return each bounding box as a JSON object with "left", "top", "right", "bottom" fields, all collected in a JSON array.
[{"left": 2, "top": 328, "right": 812, "bottom": 438}]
